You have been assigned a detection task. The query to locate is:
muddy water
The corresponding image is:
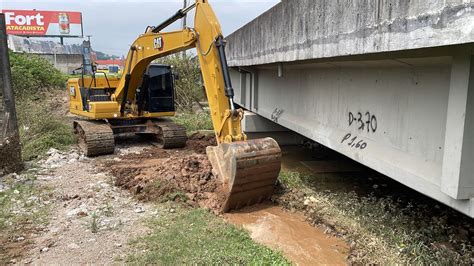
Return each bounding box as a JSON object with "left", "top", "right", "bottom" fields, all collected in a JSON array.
[{"left": 226, "top": 205, "right": 348, "bottom": 265}]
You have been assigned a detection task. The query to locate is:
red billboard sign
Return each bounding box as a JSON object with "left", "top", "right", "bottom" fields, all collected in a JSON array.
[{"left": 1, "top": 10, "right": 83, "bottom": 37}]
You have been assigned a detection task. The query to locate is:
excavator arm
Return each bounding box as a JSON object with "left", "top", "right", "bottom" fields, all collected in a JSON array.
[{"left": 113, "top": 0, "right": 282, "bottom": 211}]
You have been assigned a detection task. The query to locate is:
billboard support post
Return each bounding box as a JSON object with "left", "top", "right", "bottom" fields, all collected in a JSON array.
[{"left": 0, "top": 13, "right": 22, "bottom": 175}]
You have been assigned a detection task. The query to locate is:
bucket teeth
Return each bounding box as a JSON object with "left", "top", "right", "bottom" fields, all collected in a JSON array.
[{"left": 207, "top": 137, "right": 281, "bottom": 212}]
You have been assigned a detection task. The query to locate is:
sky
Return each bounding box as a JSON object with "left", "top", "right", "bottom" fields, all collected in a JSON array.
[{"left": 1, "top": 0, "right": 279, "bottom": 56}]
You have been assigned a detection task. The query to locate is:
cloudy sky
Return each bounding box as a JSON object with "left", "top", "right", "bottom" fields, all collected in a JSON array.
[{"left": 1, "top": 0, "right": 279, "bottom": 56}]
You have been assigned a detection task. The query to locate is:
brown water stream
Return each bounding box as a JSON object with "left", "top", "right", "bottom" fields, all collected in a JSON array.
[{"left": 226, "top": 205, "right": 348, "bottom": 265}]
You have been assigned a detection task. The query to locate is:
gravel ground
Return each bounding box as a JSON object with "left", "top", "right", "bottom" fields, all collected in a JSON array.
[{"left": 16, "top": 147, "right": 155, "bottom": 264}]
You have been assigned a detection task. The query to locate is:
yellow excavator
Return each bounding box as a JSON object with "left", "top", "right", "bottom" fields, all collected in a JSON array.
[{"left": 67, "top": 0, "right": 281, "bottom": 211}]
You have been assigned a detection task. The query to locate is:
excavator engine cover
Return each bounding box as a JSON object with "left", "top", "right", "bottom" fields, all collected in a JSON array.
[{"left": 207, "top": 137, "right": 281, "bottom": 212}]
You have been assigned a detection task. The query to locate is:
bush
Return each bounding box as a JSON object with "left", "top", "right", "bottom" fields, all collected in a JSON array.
[
  {"left": 9, "top": 51, "right": 66, "bottom": 97},
  {"left": 8, "top": 50, "right": 74, "bottom": 160},
  {"left": 16, "top": 98, "right": 75, "bottom": 161},
  {"left": 172, "top": 113, "right": 213, "bottom": 133}
]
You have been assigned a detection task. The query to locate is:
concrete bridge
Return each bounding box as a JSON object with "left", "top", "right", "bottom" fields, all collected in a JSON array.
[{"left": 225, "top": 0, "right": 474, "bottom": 217}]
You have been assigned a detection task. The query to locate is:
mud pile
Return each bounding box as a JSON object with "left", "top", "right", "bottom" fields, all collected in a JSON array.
[
  {"left": 186, "top": 132, "right": 217, "bottom": 154},
  {"left": 109, "top": 136, "right": 226, "bottom": 212}
]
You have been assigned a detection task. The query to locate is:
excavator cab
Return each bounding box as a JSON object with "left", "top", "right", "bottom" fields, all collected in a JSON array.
[{"left": 146, "top": 64, "right": 176, "bottom": 113}]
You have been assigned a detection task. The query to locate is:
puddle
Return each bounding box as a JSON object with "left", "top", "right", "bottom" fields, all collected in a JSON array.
[{"left": 225, "top": 205, "right": 348, "bottom": 265}]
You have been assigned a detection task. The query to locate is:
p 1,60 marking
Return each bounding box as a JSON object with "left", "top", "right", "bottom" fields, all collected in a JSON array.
[{"left": 341, "top": 133, "right": 367, "bottom": 150}]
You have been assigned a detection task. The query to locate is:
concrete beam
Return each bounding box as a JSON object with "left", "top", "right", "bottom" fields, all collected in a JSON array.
[
  {"left": 242, "top": 111, "right": 305, "bottom": 146},
  {"left": 442, "top": 55, "right": 474, "bottom": 199},
  {"left": 226, "top": 0, "right": 474, "bottom": 67}
]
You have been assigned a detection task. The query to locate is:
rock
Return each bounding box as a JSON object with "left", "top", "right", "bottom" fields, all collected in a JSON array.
[
  {"left": 99, "top": 219, "right": 112, "bottom": 228},
  {"left": 67, "top": 243, "right": 80, "bottom": 249},
  {"left": 16, "top": 236, "right": 25, "bottom": 242},
  {"left": 67, "top": 204, "right": 89, "bottom": 217},
  {"left": 134, "top": 207, "right": 145, "bottom": 213},
  {"left": 46, "top": 148, "right": 60, "bottom": 156},
  {"left": 50, "top": 227, "right": 61, "bottom": 233},
  {"left": 77, "top": 211, "right": 88, "bottom": 217},
  {"left": 303, "top": 199, "right": 311, "bottom": 206}
]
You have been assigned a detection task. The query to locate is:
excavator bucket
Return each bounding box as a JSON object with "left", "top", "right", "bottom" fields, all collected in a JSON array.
[{"left": 206, "top": 138, "right": 282, "bottom": 212}]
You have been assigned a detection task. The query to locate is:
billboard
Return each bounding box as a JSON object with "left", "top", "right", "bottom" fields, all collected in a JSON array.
[{"left": 1, "top": 10, "right": 83, "bottom": 37}]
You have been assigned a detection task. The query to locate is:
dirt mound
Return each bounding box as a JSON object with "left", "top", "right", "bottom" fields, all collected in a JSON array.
[
  {"left": 110, "top": 148, "right": 226, "bottom": 212},
  {"left": 186, "top": 132, "right": 217, "bottom": 154}
]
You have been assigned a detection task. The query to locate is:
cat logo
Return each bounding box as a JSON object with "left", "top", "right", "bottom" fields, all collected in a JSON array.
[{"left": 154, "top": 36, "right": 163, "bottom": 50}]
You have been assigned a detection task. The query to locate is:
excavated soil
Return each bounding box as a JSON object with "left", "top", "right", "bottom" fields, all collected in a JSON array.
[
  {"left": 185, "top": 132, "right": 217, "bottom": 154},
  {"left": 108, "top": 133, "right": 226, "bottom": 213}
]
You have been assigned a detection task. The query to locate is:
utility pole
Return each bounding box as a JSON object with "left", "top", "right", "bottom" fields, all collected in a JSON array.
[
  {"left": 0, "top": 13, "right": 22, "bottom": 174},
  {"left": 181, "top": 0, "right": 188, "bottom": 59}
]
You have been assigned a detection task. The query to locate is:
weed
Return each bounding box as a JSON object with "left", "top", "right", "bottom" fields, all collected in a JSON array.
[
  {"left": 100, "top": 203, "right": 114, "bottom": 218},
  {"left": 172, "top": 112, "right": 213, "bottom": 133},
  {"left": 275, "top": 170, "right": 474, "bottom": 264},
  {"left": 16, "top": 95, "right": 75, "bottom": 161},
  {"left": 278, "top": 171, "right": 307, "bottom": 189},
  {"left": 165, "top": 191, "right": 188, "bottom": 202},
  {"left": 9, "top": 51, "right": 74, "bottom": 161},
  {"left": 127, "top": 205, "right": 290, "bottom": 264},
  {"left": 91, "top": 212, "right": 99, "bottom": 233}
]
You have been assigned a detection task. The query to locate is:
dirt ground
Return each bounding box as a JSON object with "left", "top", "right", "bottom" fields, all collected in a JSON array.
[
  {"left": 1, "top": 130, "right": 354, "bottom": 264},
  {"left": 107, "top": 133, "right": 227, "bottom": 213},
  {"left": 3, "top": 132, "right": 269, "bottom": 263},
  {"left": 14, "top": 149, "right": 153, "bottom": 264},
  {"left": 16, "top": 133, "right": 218, "bottom": 264}
]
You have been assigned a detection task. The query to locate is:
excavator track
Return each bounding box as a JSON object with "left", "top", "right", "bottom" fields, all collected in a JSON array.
[
  {"left": 207, "top": 138, "right": 282, "bottom": 212},
  {"left": 73, "top": 120, "right": 115, "bottom": 157},
  {"left": 152, "top": 121, "right": 187, "bottom": 149}
]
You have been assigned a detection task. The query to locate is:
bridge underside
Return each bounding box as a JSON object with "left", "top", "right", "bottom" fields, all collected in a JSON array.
[
  {"left": 226, "top": 0, "right": 474, "bottom": 217},
  {"left": 230, "top": 46, "right": 474, "bottom": 217}
]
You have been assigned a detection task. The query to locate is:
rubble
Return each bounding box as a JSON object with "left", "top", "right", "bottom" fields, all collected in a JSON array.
[{"left": 39, "top": 148, "right": 83, "bottom": 169}]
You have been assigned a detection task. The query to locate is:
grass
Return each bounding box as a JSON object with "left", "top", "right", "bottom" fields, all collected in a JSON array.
[
  {"left": 0, "top": 171, "right": 51, "bottom": 263},
  {"left": 90, "top": 212, "right": 99, "bottom": 233},
  {"left": 172, "top": 112, "right": 213, "bottom": 133},
  {"left": 16, "top": 92, "right": 75, "bottom": 161},
  {"left": 277, "top": 170, "right": 474, "bottom": 264},
  {"left": 278, "top": 171, "right": 308, "bottom": 189},
  {"left": 127, "top": 205, "right": 290, "bottom": 265}
]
